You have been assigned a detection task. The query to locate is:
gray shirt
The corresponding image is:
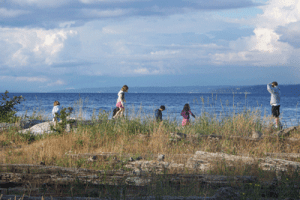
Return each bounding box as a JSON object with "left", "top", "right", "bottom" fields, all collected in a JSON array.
[{"left": 267, "top": 83, "right": 280, "bottom": 106}]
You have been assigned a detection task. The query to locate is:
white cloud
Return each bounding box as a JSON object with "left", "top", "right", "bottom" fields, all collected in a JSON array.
[
  {"left": 0, "top": 27, "right": 77, "bottom": 67},
  {"left": 0, "top": 76, "right": 48, "bottom": 82},
  {"left": 0, "top": 8, "right": 29, "bottom": 18},
  {"left": 82, "top": 9, "right": 132, "bottom": 18},
  {"left": 11, "top": 0, "right": 72, "bottom": 7},
  {"left": 211, "top": 0, "right": 300, "bottom": 66},
  {"left": 150, "top": 50, "right": 180, "bottom": 56},
  {"left": 47, "top": 80, "right": 66, "bottom": 86},
  {"left": 79, "top": 0, "right": 142, "bottom": 4}
]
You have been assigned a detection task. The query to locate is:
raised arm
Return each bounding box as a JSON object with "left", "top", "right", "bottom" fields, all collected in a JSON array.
[{"left": 267, "top": 83, "right": 274, "bottom": 94}]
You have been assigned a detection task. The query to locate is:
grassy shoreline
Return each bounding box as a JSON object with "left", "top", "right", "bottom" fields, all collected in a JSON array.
[{"left": 1, "top": 100, "right": 300, "bottom": 198}]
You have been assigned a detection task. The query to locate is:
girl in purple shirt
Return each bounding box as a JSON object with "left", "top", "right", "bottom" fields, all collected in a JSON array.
[{"left": 181, "top": 103, "right": 195, "bottom": 126}]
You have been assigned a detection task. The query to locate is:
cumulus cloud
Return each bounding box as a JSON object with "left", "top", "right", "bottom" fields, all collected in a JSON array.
[
  {"left": 211, "top": 0, "right": 300, "bottom": 66},
  {"left": 0, "top": 27, "right": 77, "bottom": 67}
]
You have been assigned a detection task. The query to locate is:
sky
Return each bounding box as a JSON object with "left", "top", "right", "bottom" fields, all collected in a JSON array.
[{"left": 1, "top": 0, "right": 300, "bottom": 92}]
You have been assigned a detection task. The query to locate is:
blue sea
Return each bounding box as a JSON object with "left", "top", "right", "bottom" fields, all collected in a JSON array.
[{"left": 7, "top": 92, "right": 300, "bottom": 128}]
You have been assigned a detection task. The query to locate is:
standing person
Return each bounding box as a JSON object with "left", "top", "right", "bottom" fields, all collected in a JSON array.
[
  {"left": 267, "top": 81, "right": 282, "bottom": 129},
  {"left": 155, "top": 105, "right": 165, "bottom": 121},
  {"left": 113, "top": 85, "right": 129, "bottom": 119},
  {"left": 181, "top": 103, "right": 195, "bottom": 126},
  {"left": 52, "top": 101, "right": 61, "bottom": 124}
]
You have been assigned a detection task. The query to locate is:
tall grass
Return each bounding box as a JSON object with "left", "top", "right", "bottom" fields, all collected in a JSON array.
[
  {"left": 0, "top": 96, "right": 293, "bottom": 168},
  {"left": 1, "top": 96, "right": 300, "bottom": 198}
]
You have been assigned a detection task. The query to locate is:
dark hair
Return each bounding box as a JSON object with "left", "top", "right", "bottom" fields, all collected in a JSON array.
[
  {"left": 272, "top": 82, "right": 278, "bottom": 87},
  {"left": 160, "top": 105, "right": 165, "bottom": 110},
  {"left": 183, "top": 103, "right": 190, "bottom": 111},
  {"left": 121, "top": 85, "right": 129, "bottom": 91}
]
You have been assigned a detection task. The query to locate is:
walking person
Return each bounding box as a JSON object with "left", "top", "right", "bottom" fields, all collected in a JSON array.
[
  {"left": 113, "top": 85, "right": 129, "bottom": 119},
  {"left": 181, "top": 103, "right": 195, "bottom": 126},
  {"left": 52, "top": 101, "right": 61, "bottom": 125},
  {"left": 267, "top": 81, "right": 282, "bottom": 129},
  {"left": 155, "top": 105, "right": 165, "bottom": 122}
]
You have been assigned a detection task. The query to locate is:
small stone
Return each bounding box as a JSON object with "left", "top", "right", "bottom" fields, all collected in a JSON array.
[
  {"left": 129, "top": 157, "right": 134, "bottom": 162},
  {"left": 65, "top": 124, "right": 71, "bottom": 132},
  {"left": 157, "top": 154, "right": 165, "bottom": 161},
  {"left": 252, "top": 130, "right": 263, "bottom": 139},
  {"left": 87, "top": 156, "right": 97, "bottom": 162},
  {"left": 170, "top": 132, "right": 187, "bottom": 139},
  {"left": 136, "top": 156, "right": 142, "bottom": 160}
]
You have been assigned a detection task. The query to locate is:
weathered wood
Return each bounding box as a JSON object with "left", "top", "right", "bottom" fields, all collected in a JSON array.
[
  {"left": 265, "top": 153, "right": 300, "bottom": 159},
  {"left": 0, "top": 194, "right": 214, "bottom": 200},
  {"left": 274, "top": 125, "right": 300, "bottom": 137}
]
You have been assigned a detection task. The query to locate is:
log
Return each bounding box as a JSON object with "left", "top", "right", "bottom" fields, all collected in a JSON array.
[{"left": 265, "top": 153, "right": 300, "bottom": 159}]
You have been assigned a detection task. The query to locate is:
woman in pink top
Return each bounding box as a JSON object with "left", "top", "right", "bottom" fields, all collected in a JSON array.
[{"left": 181, "top": 103, "right": 195, "bottom": 126}]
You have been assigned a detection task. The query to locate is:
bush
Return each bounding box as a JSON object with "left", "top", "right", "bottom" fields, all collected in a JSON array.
[
  {"left": 52, "top": 107, "right": 73, "bottom": 134},
  {"left": 0, "top": 90, "right": 25, "bottom": 123}
]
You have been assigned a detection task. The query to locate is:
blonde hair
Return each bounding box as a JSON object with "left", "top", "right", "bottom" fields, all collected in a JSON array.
[
  {"left": 121, "top": 85, "right": 129, "bottom": 92},
  {"left": 53, "top": 101, "right": 60, "bottom": 106}
]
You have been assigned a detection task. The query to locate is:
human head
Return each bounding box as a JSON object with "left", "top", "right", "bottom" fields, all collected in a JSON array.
[
  {"left": 53, "top": 101, "right": 60, "bottom": 106},
  {"left": 121, "top": 85, "right": 129, "bottom": 92},
  {"left": 272, "top": 82, "right": 278, "bottom": 87},
  {"left": 183, "top": 103, "right": 190, "bottom": 111},
  {"left": 160, "top": 105, "right": 165, "bottom": 111}
]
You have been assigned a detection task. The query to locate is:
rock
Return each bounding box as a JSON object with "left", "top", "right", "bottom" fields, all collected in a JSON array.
[
  {"left": 19, "top": 119, "right": 46, "bottom": 129},
  {"left": 274, "top": 126, "right": 297, "bottom": 137},
  {"left": 157, "top": 154, "right": 165, "bottom": 161},
  {"left": 136, "top": 156, "right": 142, "bottom": 161},
  {"left": 212, "top": 187, "right": 240, "bottom": 200},
  {"left": 18, "top": 121, "right": 55, "bottom": 135},
  {"left": 252, "top": 130, "right": 262, "bottom": 139},
  {"left": 258, "top": 157, "right": 300, "bottom": 172},
  {"left": 0, "top": 123, "right": 18, "bottom": 131},
  {"left": 65, "top": 124, "right": 71, "bottom": 132},
  {"left": 129, "top": 157, "right": 134, "bottom": 162},
  {"left": 87, "top": 156, "right": 97, "bottom": 162},
  {"left": 132, "top": 168, "right": 146, "bottom": 176},
  {"left": 170, "top": 132, "right": 187, "bottom": 139},
  {"left": 125, "top": 177, "right": 151, "bottom": 186}
]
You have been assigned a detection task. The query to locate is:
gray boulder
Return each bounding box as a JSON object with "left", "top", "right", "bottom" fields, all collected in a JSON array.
[{"left": 252, "top": 130, "right": 263, "bottom": 139}]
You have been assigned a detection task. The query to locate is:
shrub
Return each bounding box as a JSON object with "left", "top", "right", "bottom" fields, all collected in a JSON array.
[
  {"left": 0, "top": 90, "right": 25, "bottom": 123},
  {"left": 52, "top": 107, "right": 73, "bottom": 134}
]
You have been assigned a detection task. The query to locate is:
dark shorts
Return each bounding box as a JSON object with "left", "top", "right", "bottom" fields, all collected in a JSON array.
[{"left": 272, "top": 105, "right": 280, "bottom": 117}]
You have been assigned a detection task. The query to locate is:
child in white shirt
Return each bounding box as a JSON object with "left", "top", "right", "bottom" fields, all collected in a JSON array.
[{"left": 52, "top": 101, "right": 61, "bottom": 122}]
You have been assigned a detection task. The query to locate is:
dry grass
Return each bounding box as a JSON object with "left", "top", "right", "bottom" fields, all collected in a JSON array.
[{"left": 0, "top": 99, "right": 299, "bottom": 176}]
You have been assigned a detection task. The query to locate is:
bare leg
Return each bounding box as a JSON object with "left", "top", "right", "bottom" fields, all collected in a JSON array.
[
  {"left": 275, "top": 117, "right": 281, "bottom": 129},
  {"left": 114, "top": 107, "right": 124, "bottom": 119}
]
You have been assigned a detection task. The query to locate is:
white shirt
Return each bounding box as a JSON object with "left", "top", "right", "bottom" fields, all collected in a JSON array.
[
  {"left": 52, "top": 105, "right": 61, "bottom": 121},
  {"left": 116, "top": 90, "right": 125, "bottom": 106}
]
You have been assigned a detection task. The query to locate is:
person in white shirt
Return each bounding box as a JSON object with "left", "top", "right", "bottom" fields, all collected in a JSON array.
[
  {"left": 52, "top": 101, "right": 61, "bottom": 123},
  {"left": 267, "top": 82, "right": 282, "bottom": 129},
  {"left": 113, "top": 85, "right": 129, "bottom": 119}
]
